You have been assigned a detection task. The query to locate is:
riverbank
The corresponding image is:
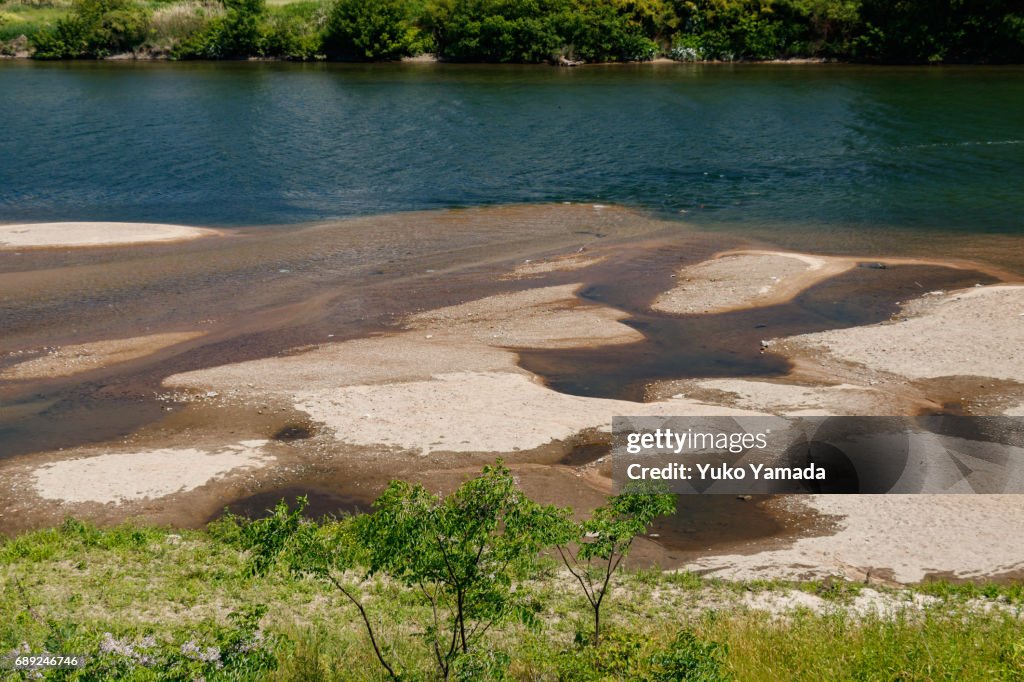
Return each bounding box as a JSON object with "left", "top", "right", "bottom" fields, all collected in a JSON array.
[
  {"left": 0, "top": 49, "right": 833, "bottom": 65},
  {"left": 2, "top": 206, "right": 1023, "bottom": 585},
  {"left": 2, "top": 520, "right": 1023, "bottom": 681},
  {"left": 3, "top": 0, "right": 1021, "bottom": 64}
]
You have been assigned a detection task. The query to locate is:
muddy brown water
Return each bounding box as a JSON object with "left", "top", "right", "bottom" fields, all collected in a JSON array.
[
  {"left": 2, "top": 205, "right": 674, "bottom": 458},
  {"left": 517, "top": 248, "right": 998, "bottom": 401},
  {"left": 0, "top": 205, "right": 1015, "bottom": 565}
]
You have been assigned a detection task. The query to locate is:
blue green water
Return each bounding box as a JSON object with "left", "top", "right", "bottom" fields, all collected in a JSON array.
[{"left": 1, "top": 61, "right": 1022, "bottom": 234}]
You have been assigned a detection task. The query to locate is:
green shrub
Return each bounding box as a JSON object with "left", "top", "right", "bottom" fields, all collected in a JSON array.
[
  {"left": 265, "top": 0, "right": 325, "bottom": 58},
  {"left": 32, "top": 0, "right": 148, "bottom": 57},
  {"left": 426, "top": 0, "right": 565, "bottom": 62},
  {"left": 323, "top": 0, "right": 416, "bottom": 60},
  {"left": 557, "top": 628, "right": 731, "bottom": 681},
  {"left": 148, "top": 1, "right": 219, "bottom": 53},
  {"left": 648, "top": 630, "right": 731, "bottom": 682},
  {"left": 557, "top": 0, "right": 659, "bottom": 61},
  {"left": 172, "top": 0, "right": 267, "bottom": 58},
  {"left": 242, "top": 462, "right": 567, "bottom": 680}
]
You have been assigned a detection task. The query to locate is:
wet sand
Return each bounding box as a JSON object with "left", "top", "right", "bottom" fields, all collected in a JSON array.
[
  {"left": 2, "top": 203, "right": 1023, "bottom": 583},
  {"left": 1, "top": 332, "right": 204, "bottom": 381}
]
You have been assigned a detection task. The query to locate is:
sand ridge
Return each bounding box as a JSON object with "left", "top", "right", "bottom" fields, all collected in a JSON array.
[
  {"left": 403, "top": 284, "right": 643, "bottom": 348},
  {"left": 653, "top": 250, "right": 845, "bottom": 314},
  {"left": 0, "top": 222, "right": 218, "bottom": 248},
  {"left": 501, "top": 253, "right": 607, "bottom": 279},
  {"left": 293, "top": 370, "right": 759, "bottom": 455},
  {"left": 649, "top": 377, "right": 908, "bottom": 416},
  {"left": 1, "top": 332, "right": 205, "bottom": 381},
  {"left": 776, "top": 284, "right": 1024, "bottom": 382},
  {"left": 651, "top": 249, "right": 998, "bottom": 315}
]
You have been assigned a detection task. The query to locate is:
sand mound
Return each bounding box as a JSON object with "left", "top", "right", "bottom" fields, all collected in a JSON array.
[
  {"left": 780, "top": 285, "right": 1024, "bottom": 381},
  {"left": 294, "top": 370, "right": 757, "bottom": 455},
  {"left": 689, "top": 495, "right": 1024, "bottom": 584},
  {"left": 0, "top": 222, "right": 217, "bottom": 248},
  {"left": 167, "top": 286, "right": 641, "bottom": 394},
  {"left": 501, "top": 253, "right": 606, "bottom": 279},
  {"left": 652, "top": 250, "right": 851, "bottom": 315},
  {"left": 169, "top": 285, "right": 758, "bottom": 454},
  {"left": 31, "top": 441, "right": 272, "bottom": 505},
  {"left": 2, "top": 332, "right": 203, "bottom": 381},
  {"left": 403, "top": 284, "right": 642, "bottom": 348}
]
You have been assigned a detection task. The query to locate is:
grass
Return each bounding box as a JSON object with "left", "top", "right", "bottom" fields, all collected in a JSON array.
[
  {"left": 0, "top": 0, "right": 320, "bottom": 47},
  {"left": 0, "top": 3, "right": 66, "bottom": 42},
  {"left": 2, "top": 519, "right": 1023, "bottom": 680}
]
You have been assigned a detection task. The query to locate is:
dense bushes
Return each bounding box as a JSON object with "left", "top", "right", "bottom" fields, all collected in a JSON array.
[
  {"left": 33, "top": 0, "right": 150, "bottom": 58},
  {"left": 428, "top": 0, "right": 564, "bottom": 62},
  {"left": 18, "top": 0, "right": 1024, "bottom": 62},
  {"left": 556, "top": 0, "right": 661, "bottom": 61},
  {"left": 323, "top": 0, "right": 419, "bottom": 60},
  {"left": 857, "top": 0, "right": 1024, "bottom": 63},
  {"left": 172, "top": 0, "right": 268, "bottom": 58}
]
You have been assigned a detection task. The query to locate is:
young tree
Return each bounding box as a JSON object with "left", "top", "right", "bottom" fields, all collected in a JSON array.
[
  {"left": 241, "top": 498, "right": 402, "bottom": 678},
  {"left": 241, "top": 462, "right": 566, "bottom": 681},
  {"left": 359, "top": 463, "right": 565, "bottom": 679},
  {"left": 554, "top": 482, "right": 676, "bottom": 645}
]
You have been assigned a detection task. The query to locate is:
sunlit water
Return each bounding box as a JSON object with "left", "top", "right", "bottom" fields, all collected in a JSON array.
[{"left": 1, "top": 61, "right": 1022, "bottom": 240}]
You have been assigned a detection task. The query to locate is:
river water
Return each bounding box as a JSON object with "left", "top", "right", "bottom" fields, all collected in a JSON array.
[
  {"left": 1, "top": 61, "right": 1022, "bottom": 545},
  {"left": 2, "top": 61, "right": 1022, "bottom": 242}
]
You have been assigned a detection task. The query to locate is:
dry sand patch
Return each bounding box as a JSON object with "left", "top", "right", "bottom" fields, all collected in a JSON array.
[
  {"left": 403, "top": 284, "right": 642, "bottom": 348},
  {"left": 778, "top": 285, "right": 1024, "bottom": 382},
  {"left": 650, "top": 377, "right": 905, "bottom": 416},
  {"left": 689, "top": 495, "right": 1024, "bottom": 584},
  {"left": 0, "top": 222, "right": 218, "bottom": 248},
  {"left": 652, "top": 250, "right": 851, "bottom": 314},
  {"left": 30, "top": 440, "right": 273, "bottom": 505},
  {"left": 294, "top": 370, "right": 759, "bottom": 455}
]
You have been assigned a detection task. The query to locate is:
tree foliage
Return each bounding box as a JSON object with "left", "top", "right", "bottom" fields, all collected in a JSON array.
[
  {"left": 241, "top": 462, "right": 569, "bottom": 680},
  {"left": 554, "top": 481, "right": 676, "bottom": 645},
  {"left": 172, "top": 0, "right": 268, "bottom": 58},
  {"left": 34, "top": 0, "right": 149, "bottom": 58},
  {"left": 324, "top": 0, "right": 418, "bottom": 60},
  {"left": 27, "top": 0, "right": 1024, "bottom": 62}
]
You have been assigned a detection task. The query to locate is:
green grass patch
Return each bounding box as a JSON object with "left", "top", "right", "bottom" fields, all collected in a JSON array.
[
  {"left": 3, "top": 519, "right": 1023, "bottom": 680},
  {"left": 0, "top": 4, "right": 65, "bottom": 40}
]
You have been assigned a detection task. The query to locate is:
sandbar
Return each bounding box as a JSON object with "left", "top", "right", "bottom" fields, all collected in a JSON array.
[
  {"left": 689, "top": 495, "right": 1024, "bottom": 584},
  {"left": 30, "top": 440, "right": 272, "bottom": 505},
  {"left": 776, "top": 284, "right": 1024, "bottom": 382},
  {"left": 2, "top": 332, "right": 204, "bottom": 381},
  {"left": 0, "top": 222, "right": 218, "bottom": 248}
]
